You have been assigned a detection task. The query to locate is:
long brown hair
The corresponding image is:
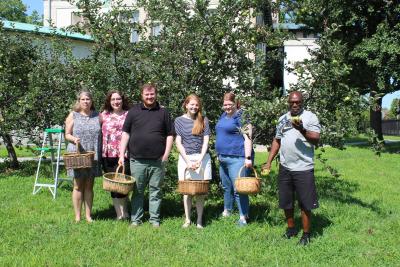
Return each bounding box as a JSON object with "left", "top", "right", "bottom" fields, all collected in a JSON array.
[
  {"left": 223, "top": 92, "right": 240, "bottom": 109},
  {"left": 183, "top": 94, "right": 205, "bottom": 135},
  {"left": 102, "top": 90, "right": 131, "bottom": 112}
]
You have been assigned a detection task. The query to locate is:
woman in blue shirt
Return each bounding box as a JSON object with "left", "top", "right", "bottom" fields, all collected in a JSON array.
[{"left": 215, "top": 92, "right": 253, "bottom": 226}]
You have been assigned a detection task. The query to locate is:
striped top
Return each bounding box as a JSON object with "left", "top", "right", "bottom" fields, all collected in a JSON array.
[{"left": 174, "top": 115, "right": 210, "bottom": 155}]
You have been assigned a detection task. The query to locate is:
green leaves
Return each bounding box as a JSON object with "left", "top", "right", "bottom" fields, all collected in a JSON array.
[
  {"left": 4, "top": 0, "right": 389, "bottom": 163},
  {"left": 280, "top": 0, "right": 400, "bottom": 140},
  {"left": 0, "top": 26, "right": 85, "bottom": 151}
]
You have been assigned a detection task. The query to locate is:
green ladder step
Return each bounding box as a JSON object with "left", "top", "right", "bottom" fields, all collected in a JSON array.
[
  {"left": 45, "top": 128, "right": 64, "bottom": 133},
  {"left": 34, "top": 147, "right": 57, "bottom": 152}
]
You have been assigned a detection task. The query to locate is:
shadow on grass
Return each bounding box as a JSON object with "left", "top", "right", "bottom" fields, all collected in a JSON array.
[
  {"left": 92, "top": 194, "right": 185, "bottom": 221},
  {"left": 0, "top": 160, "right": 70, "bottom": 179},
  {"left": 289, "top": 213, "right": 332, "bottom": 238},
  {"left": 0, "top": 161, "right": 40, "bottom": 178},
  {"left": 316, "top": 175, "right": 383, "bottom": 214},
  {"left": 346, "top": 141, "right": 400, "bottom": 154},
  {"left": 93, "top": 205, "right": 117, "bottom": 220},
  {"left": 382, "top": 142, "right": 400, "bottom": 154},
  {"left": 312, "top": 213, "right": 332, "bottom": 237}
]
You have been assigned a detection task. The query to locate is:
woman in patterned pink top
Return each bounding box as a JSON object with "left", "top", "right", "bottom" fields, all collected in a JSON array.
[{"left": 100, "top": 90, "right": 131, "bottom": 220}]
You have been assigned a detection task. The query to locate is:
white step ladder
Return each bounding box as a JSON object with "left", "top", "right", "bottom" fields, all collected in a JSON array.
[{"left": 33, "top": 128, "right": 71, "bottom": 199}]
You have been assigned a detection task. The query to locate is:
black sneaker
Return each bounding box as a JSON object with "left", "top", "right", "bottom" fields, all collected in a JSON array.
[
  {"left": 283, "top": 227, "right": 298, "bottom": 239},
  {"left": 298, "top": 232, "right": 311, "bottom": 246}
]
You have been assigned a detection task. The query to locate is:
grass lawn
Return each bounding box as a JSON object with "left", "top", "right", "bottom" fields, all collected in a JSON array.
[
  {"left": 0, "top": 144, "right": 399, "bottom": 266},
  {"left": 0, "top": 145, "right": 40, "bottom": 157},
  {"left": 384, "top": 135, "right": 400, "bottom": 141},
  {"left": 0, "top": 135, "right": 399, "bottom": 158},
  {"left": 0, "top": 146, "right": 66, "bottom": 158},
  {"left": 344, "top": 134, "right": 400, "bottom": 143}
]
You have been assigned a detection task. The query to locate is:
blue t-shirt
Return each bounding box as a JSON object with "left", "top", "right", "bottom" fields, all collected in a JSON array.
[{"left": 215, "top": 110, "right": 246, "bottom": 157}]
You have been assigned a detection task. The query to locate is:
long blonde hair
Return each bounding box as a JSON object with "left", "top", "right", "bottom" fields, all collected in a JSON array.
[{"left": 183, "top": 94, "right": 205, "bottom": 136}]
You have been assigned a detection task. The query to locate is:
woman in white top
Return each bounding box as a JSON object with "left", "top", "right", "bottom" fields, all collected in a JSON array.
[{"left": 175, "top": 94, "right": 211, "bottom": 228}]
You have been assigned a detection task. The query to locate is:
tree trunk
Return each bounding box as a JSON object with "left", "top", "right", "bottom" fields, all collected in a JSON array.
[
  {"left": 0, "top": 132, "right": 19, "bottom": 168},
  {"left": 370, "top": 92, "right": 384, "bottom": 141}
]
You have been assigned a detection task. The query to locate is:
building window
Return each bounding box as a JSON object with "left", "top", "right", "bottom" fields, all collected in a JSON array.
[
  {"left": 256, "top": 14, "right": 264, "bottom": 25},
  {"left": 71, "top": 12, "right": 86, "bottom": 26},
  {"left": 151, "top": 24, "right": 161, "bottom": 36},
  {"left": 256, "top": 42, "right": 266, "bottom": 53},
  {"left": 130, "top": 30, "right": 139, "bottom": 43},
  {"left": 207, "top": 8, "right": 217, "bottom": 16},
  {"left": 130, "top": 10, "right": 139, "bottom": 43}
]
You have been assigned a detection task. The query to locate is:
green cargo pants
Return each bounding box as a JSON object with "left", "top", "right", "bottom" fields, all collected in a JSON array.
[{"left": 130, "top": 159, "right": 165, "bottom": 224}]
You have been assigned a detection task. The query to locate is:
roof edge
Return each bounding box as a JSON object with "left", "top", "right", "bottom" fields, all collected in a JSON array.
[{"left": 1, "top": 20, "right": 93, "bottom": 42}]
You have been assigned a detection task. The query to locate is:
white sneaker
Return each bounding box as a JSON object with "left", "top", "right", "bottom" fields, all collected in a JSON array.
[
  {"left": 196, "top": 224, "right": 204, "bottom": 229},
  {"left": 222, "top": 210, "right": 231, "bottom": 217},
  {"left": 182, "top": 220, "right": 191, "bottom": 228}
]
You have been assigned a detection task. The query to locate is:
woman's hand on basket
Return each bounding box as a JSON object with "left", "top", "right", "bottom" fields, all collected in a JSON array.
[
  {"left": 194, "top": 160, "right": 201, "bottom": 169},
  {"left": 186, "top": 161, "right": 198, "bottom": 170},
  {"left": 74, "top": 137, "right": 80, "bottom": 145},
  {"left": 244, "top": 159, "right": 252, "bottom": 168},
  {"left": 118, "top": 156, "right": 125, "bottom": 166}
]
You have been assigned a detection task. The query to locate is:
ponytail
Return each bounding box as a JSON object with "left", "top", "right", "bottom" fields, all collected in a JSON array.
[{"left": 192, "top": 112, "right": 204, "bottom": 136}]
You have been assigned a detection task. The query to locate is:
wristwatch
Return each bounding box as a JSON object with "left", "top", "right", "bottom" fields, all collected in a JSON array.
[{"left": 245, "top": 156, "right": 251, "bottom": 160}]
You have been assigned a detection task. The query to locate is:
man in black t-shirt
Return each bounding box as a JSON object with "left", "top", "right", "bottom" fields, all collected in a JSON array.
[{"left": 119, "top": 83, "right": 174, "bottom": 227}]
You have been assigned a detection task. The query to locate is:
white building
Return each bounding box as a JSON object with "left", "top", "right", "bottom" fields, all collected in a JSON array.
[
  {"left": 2, "top": 20, "right": 92, "bottom": 59},
  {"left": 42, "top": 0, "right": 317, "bottom": 92},
  {"left": 43, "top": 0, "right": 221, "bottom": 28},
  {"left": 278, "top": 24, "right": 319, "bottom": 92}
]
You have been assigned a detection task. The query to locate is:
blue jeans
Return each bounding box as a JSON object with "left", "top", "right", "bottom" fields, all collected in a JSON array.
[
  {"left": 219, "top": 155, "right": 249, "bottom": 217},
  {"left": 130, "top": 159, "right": 165, "bottom": 224}
]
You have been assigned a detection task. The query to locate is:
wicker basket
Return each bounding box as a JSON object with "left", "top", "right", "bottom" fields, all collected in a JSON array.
[
  {"left": 234, "top": 166, "right": 261, "bottom": 195},
  {"left": 177, "top": 168, "right": 209, "bottom": 196},
  {"left": 103, "top": 164, "right": 135, "bottom": 195},
  {"left": 63, "top": 142, "right": 95, "bottom": 169}
]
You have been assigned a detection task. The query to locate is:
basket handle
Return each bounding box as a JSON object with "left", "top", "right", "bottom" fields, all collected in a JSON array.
[
  {"left": 75, "top": 141, "right": 81, "bottom": 154},
  {"left": 113, "top": 164, "right": 125, "bottom": 180},
  {"left": 184, "top": 167, "right": 205, "bottom": 181},
  {"left": 237, "top": 165, "right": 259, "bottom": 179}
]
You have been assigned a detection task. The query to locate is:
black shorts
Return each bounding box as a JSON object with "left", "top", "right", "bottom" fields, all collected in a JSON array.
[{"left": 278, "top": 165, "right": 319, "bottom": 210}]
